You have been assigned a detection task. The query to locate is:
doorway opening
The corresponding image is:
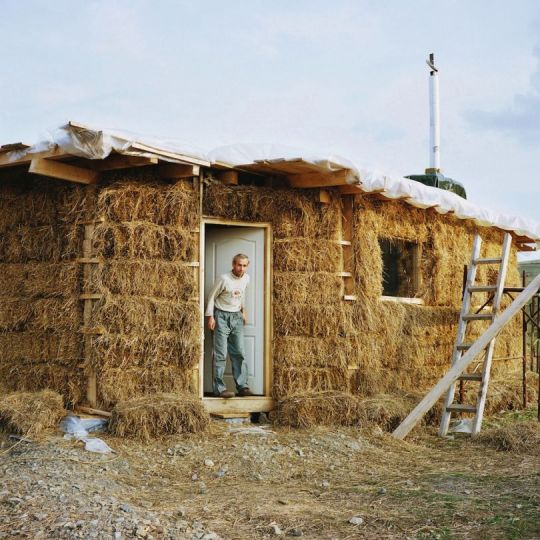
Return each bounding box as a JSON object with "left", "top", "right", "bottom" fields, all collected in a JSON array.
[{"left": 201, "top": 221, "right": 271, "bottom": 400}]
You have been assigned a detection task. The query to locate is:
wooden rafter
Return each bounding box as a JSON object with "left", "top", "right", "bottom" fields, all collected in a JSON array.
[
  {"left": 288, "top": 169, "right": 357, "bottom": 188},
  {"left": 29, "top": 158, "right": 100, "bottom": 185}
]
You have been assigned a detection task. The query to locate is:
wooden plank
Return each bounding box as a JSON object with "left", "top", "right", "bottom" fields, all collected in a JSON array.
[
  {"left": 0, "top": 146, "right": 68, "bottom": 168},
  {"left": 343, "top": 295, "right": 358, "bottom": 301},
  {"left": 380, "top": 296, "right": 424, "bottom": 305},
  {"left": 29, "top": 158, "right": 100, "bottom": 185},
  {"left": 76, "top": 406, "right": 112, "bottom": 418},
  {"left": 393, "top": 272, "right": 540, "bottom": 439},
  {"left": 83, "top": 223, "right": 97, "bottom": 407},
  {"left": 79, "top": 293, "right": 102, "bottom": 300},
  {"left": 218, "top": 170, "right": 239, "bottom": 185},
  {"left": 319, "top": 189, "right": 332, "bottom": 204},
  {"left": 288, "top": 169, "right": 356, "bottom": 188},
  {"left": 94, "top": 155, "right": 158, "bottom": 171},
  {"left": 76, "top": 257, "right": 103, "bottom": 264},
  {"left": 159, "top": 163, "right": 200, "bottom": 179},
  {"left": 211, "top": 412, "right": 251, "bottom": 419},
  {"left": 338, "top": 185, "right": 363, "bottom": 195},
  {"left": 203, "top": 396, "right": 275, "bottom": 414}
]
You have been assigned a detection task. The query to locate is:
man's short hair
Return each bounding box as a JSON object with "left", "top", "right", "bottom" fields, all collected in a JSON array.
[{"left": 232, "top": 253, "right": 249, "bottom": 264}]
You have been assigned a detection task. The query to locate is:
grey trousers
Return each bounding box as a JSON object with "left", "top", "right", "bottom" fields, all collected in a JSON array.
[{"left": 213, "top": 309, "right": 248, "bottom": 394}]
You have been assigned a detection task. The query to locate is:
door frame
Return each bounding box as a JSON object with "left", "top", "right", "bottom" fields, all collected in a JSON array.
[{"left": 199, "top": 218, "right": 273, "bottom": 399}]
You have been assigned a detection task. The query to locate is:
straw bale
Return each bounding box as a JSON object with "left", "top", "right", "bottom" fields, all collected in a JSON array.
[
  {"left": 0, "top": 332, "right": 81, "bottom": 363},
  {"left": 93, "top": 221, "right": 197, "bottom": 261},
  {"left": 274, "top": 303, "right": 356, "bottom": 337},
  {"left": 0, "top": 360, "right": 84, "bottom": 406},
  {"left": 0, "top": 298, "right": 33, "bottom": 331},
  {"left": 97, "top": 367, "right": 196, "bottom": 407},
  {"left": 0, "top": 390, "right": 66, "bottom": 437},
  {"left": 91, "top": 261, "right": 196, "bottom": 301},
  {"left": 476, "top": 421, "right": 540, "bottom": 453},
  {"left": 203, "top": 183, "right": 340, "bottom": 239},
  {"left": 358, "top": 394, "right": 412, "bottom": 431},
  {"left": 97, "top": 179, "right": 199, "bottom": 228},
  {"left": 273, "top": 391, "right": 363, "bottom": 428},
  {"left": 273, "top": 272, "right": 342, "bottom": 305},
  {"left": 91, "top": 296, "right": 199, "bottom": 336},
  {"left": 30, "top": 297, "right": 81, "bottom": 332},
  {"left": 109, "top": 392, "right": 210, "bottom": 441},
  {"left": 273, "top": 239, "right": 341, "bottom": 272},
  {"left": 91, "top": 332, "right": 200, "bottom": 370},
  {"left": 273, "top": 367, "right": 349, "bottom": 399},
  {"left": 0, "top": 224, "right": 81, "bottom": 263},
  {"left": 273, "top": 336, "right": 351, "bottom": 369}
]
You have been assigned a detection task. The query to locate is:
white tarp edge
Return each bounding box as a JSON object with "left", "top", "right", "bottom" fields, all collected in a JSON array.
[{"left": 5, "top": 123, "right": 540, "bottom": 241}]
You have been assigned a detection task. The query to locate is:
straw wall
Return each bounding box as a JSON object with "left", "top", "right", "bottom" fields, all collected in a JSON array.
[
  {"left": 350, "top": 196, "right": 523, "bottom": 406},
  {"left": 203, "top": 183, "right": 524, "bottom": 409},
  {"left": 0, "top": 175, "right": 85, "bottom": 404},
  {"left": 87, "top": 170, "right": 200, "bottom": 406}
]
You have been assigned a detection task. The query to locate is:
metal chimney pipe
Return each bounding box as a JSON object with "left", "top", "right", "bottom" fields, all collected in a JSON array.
[{"left": 427, "top": 53, "right": 440, "bottom": 172}]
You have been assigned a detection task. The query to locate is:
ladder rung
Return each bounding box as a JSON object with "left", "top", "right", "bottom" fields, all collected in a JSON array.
[
  {"left": 462, "top": 313, "right": 493, "bottom": 321},
  {"left": 504, "top": 287, "right": 524, "bottom": 293},
  {"left": 468, "top": 285, "right": 497, "bottom": 293},
  {"left": 473, "top": 257, "right": 502, "bottom": 265},
  {"left": 458, "top": 373, "right": 483, "bottom": 381},
  {"left": 446, "top": 404, "right": 477, "bottom": 413},
  {"left": 456, "top": 343, "right": 472, "bottom": 351}
]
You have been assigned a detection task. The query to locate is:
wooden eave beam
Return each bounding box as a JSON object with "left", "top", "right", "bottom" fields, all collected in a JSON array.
[
  {"left": 0, "top": 146, "right": 68, "bottom": 168},
  {"left": 159, "top": 162, "right": 201, "bottom": 179},
  {"left": 217, "top": 170, "right": 239, "bottom": 185},
  {"left": 92, "top": 154, "right": 159, "bottom": 171},
  {"left": 288, "top": 169, "right": 358, "bottom": 188},
  {"left": 29, "top": 158, "right": 100, "bottom": 185}
]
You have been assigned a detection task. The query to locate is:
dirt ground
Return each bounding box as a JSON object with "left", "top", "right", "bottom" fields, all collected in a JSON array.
[{"left": 1, "top": 409, "right": 539, "bottom": 540}]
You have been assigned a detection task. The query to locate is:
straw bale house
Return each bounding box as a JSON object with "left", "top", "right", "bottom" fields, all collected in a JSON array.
[{"left": 0, "top": 122, "right": 538, "bottom": 416}]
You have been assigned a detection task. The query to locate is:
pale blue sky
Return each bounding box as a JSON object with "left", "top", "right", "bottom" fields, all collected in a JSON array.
[{"left": 1, "top": 1, "right": 539, "bottom": 255}]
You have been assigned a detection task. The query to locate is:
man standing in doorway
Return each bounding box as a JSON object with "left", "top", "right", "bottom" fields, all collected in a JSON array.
[{"left": 205, "top": 253, "right": 254, "bottom": 398}]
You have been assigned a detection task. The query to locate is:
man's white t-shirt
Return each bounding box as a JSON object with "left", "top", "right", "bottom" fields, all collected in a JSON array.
[{"left": 205, "top": 272, "right": 250, "bottom": 316}]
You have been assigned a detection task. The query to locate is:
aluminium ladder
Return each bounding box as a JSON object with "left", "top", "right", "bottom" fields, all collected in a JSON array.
[{"left": 439, "top": 232, "right": 512, "bottom": 436}]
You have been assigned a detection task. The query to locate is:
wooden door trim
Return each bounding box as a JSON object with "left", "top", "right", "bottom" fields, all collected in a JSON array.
[{"left": 200, "top": 219, "right": 273, "bottom": 399}]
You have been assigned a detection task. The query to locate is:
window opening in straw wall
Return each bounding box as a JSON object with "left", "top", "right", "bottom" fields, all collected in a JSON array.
[{"left": 379, "top": 238, "right": 420, "bottom": 298}]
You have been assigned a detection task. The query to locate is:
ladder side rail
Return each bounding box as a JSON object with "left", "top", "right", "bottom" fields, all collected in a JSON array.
[
  {"left": 472, "top": 233, "right": 512, "bottom": 435},
  {"left": 393, "top": 272, "right": 540, "bottom": 440},
  {"left": 439, "top": 235, "right": 482, "bottom": 436}
]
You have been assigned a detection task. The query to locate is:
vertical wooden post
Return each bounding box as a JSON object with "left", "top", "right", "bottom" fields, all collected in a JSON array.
[
  {"left": 522, "top": 270, "right": 527, "bottom": 409},
  {"left": 83, "top": 223, "right": 97, "bottom": 406},
  {"left": 341, "top": 195, "right": 354, "bottom": 299}
]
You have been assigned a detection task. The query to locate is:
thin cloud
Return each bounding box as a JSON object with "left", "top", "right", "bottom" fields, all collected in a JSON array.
[{"left": 466, "top": 46, "right": 540, "bottom": 143}]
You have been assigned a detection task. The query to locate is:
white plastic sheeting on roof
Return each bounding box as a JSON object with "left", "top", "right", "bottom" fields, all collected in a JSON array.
[
  {"left": 208, "top": 143, "right": 540, "bottom": 242},
  {"left": 208, "top": 143, "right": 358, "bottom": 179},
  {"left": 8, "top": 122, "right": 209, "bottom": 165},
  {"left": 3, "top": 122, "right": 539, "bottom": 242}
]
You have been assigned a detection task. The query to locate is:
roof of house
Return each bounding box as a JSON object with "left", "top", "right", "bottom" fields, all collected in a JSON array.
[{"left": 1, "top": 121, "right": 539, "bottom": 247}]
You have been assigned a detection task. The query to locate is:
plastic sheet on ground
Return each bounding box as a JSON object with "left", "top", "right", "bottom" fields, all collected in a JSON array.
[{"left": 59, "top": 415, "right": 113, "bottom": 454}]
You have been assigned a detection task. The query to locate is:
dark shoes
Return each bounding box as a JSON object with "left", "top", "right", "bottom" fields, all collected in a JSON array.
[
  {"left": 215, "top": 390, "right": 235, "bottom": 398},
  {"left": 214, "top": 388, "right": 254, "bottom": 398}
]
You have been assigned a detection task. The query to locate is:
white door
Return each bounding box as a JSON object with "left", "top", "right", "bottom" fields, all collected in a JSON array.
[{"left": 204, "top": 226, "right": 265, "bottom": 395}]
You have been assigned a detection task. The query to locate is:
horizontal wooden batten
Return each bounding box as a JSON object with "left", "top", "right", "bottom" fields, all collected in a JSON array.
[
  {"left": 79, "top": 293, "right": 102, "bottom": 300},
  {"left": 76, "top": 257, "right": 104, "bottom": 264},
  {"left": 79, "top": 327, "right": 105, "bottom": 335},
  {"left": 159, "top": 163, "right": 200, "bottom": 179},
  {"left": 92, "top": 155, "right": 159, "bottom": 171},
  {"left": 29, "top": 158, "right": 100, "bottom": 184},
  {"left": 288, "top": 169, "right": 357, "bottom": 188},
  {"left": 380, "top": 296, "right": 425, "bottom": 305},
  {"left": 203, "top": 397, "right": 275, "bottom": 414},
  {"left": 343, "top": 295, "right": 358, "bottom": 301}
]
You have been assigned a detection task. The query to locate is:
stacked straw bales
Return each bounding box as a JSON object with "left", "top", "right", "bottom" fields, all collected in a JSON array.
[
  {"left": 0, "top": 169, "right": 527, "bottom": 418},
  {"left": 88, "top": 170, "right": 200, "bottom": 406},
  {"left": 203, "top": 182, "right": 355, "bottom": 398},
  {"left": 203, "top": 184, "right": 524, "bottom": 412},
  {"left": 0, "top": 175, "right": 85, "bottom": 404}
]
